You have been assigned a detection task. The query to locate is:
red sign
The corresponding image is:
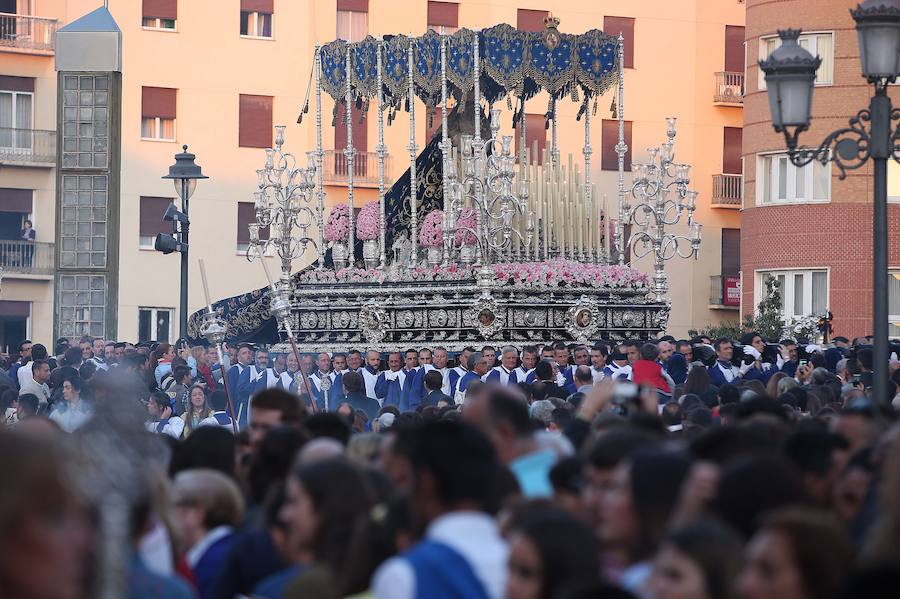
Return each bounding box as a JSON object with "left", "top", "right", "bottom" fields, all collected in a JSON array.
[{"left": 724, "top": 276, "right": 741, "bottom": 307}]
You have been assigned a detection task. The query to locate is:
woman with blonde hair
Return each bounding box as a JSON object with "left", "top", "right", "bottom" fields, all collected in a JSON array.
[{"left": 178, "top": 384, "right": 213, "bottom": 438}]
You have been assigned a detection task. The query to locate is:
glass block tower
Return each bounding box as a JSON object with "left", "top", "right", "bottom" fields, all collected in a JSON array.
[{"left": 54, "top": 7, "right": 122, "bottom": 339}]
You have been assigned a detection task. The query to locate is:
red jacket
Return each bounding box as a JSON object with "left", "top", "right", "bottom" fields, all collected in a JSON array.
[{"left": 632, "top": 359, "right": 671, "bottom": 393}]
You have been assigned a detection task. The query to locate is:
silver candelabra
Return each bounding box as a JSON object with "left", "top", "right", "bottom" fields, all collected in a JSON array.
[
  {"left": 616, "top": 117, "right": 703, "bottom": 301},
  {"left": 248, "top": 126, "right": 319, "bottom": 278},
  {"left": 444, "top": 108, "right": 534, "bottom": 287}
]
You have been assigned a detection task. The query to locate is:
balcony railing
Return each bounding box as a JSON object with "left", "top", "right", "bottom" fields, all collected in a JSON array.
[
  {"left": 714, "top": 71, "right": 744, "bottom": 104},
  {"left": 711, "top": 173, "right": 743, "bottom": 207},
  {"left": 0, "top": 240, "right": 54, "bottom": 276},
  {"left": 0, "top": 128, "right": 56, "bottom": 166},
  {"left": 0, "top": 13, "right": 57, "bottom": 54},
  {"left": 710, "top": 274, "right": 741, "bottom": 309},
  {"left": 322, "top": 150, "right": 392, "bottom": 186}
]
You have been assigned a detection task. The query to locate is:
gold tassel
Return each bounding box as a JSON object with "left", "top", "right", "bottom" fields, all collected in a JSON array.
[
  {"left": 610, "top": 98, "right": 617, "bottom": 119},
  {"left": 571, "top": 84, "right": 579, "bottom": 103},
  {"left": 593, "top": 96, "right": 598, "bottom": 117}
]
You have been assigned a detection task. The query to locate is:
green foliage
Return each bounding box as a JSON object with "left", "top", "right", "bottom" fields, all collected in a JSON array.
[
  {"left": 688, "top": 320, "right": 744, "bottom": 341},
  {"left": 745, "top": 276, "right": 786, "bottom": 341}
]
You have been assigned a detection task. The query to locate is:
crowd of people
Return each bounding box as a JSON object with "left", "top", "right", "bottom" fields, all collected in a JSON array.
[{"left": 3, "top": 330, "right": 900, "bottom": 599}]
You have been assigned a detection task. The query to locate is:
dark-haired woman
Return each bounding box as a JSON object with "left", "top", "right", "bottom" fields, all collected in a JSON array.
[
  {"left": 281, "top": 458, "right": 377, "bottom": 599},
  {"left": 505, "top": 505, "right": 602, "bottom": 599}
]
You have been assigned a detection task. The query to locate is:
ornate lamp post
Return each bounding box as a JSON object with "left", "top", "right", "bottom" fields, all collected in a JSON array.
[
  {"left": 616, "top": 117, "right": 702, "bottom": 302},
  {"left": 247, "top": 125, "right": 319, "bottom": 279},
  {"left": 445, "top": 108, "right": 534, "bottom": 287},
  {"left": 760, "top": 1, "right": 900, "bottom": 404},
  {"left": 157, "top": 145, "right": 208, "bottom": 340}
]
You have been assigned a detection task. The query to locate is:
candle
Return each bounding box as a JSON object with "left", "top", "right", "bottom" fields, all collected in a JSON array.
[{"left": 574, "top": 164, "right": 582, "bottom": 257}]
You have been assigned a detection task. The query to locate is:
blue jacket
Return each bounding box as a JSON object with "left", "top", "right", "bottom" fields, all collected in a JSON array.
[
  {"left": 447, "top": 367, "right": 468, "bottom": 397},
  {"left": 375, "top": 370, "right": 408, "bottom": 409},
  {"left": 226, "top": 364, "right": 254, "bottom": 429},
  {"left": 193, "top": 532, "right": 237, "bottom": 599},
  {"left": 560, "top": 366, "right": 577, "bottom": 395},
  {"left": 457, "top": 371, "right": 481, "bottom": 398},
  {"left": 403, "top": 540, "right": 490, "bottom": 599},
  {"left": 484, "top": 366, "right": 523, "bottom": 386},
  {"left": 666, "top": 353, "right": 689, "bottom": 385}
]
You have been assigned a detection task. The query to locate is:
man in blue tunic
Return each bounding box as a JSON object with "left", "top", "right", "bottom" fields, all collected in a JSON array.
[
  {"left": 375, "top": 352, "right": 408, "bottom": 409},
  {"left": 225, "top": 343, "right": 255, "bottom": 429}
]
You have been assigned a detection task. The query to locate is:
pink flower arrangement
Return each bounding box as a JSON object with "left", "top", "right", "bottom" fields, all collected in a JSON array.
[
  {"left": 356, "top": 201, "right": 381, "bottom": 241},
  {"left": 324, "top": 204, "right": 350, "bottom": 242},
  {"left": 296, "top": 257, "right": 650, "bottom": 290},
  {"left": 420, "top": 210, "right": 444, "bottom": 248},
  {"left": 454, "top": 207, "right": 478, "bottom": 247}
]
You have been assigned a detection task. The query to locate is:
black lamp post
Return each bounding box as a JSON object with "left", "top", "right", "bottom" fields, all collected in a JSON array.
[
  {"left": 760, "top": 0, "right": 900, "bottom": 405},
  {"left": 156, "top": 145, "right": 208, "bottom": 340}
]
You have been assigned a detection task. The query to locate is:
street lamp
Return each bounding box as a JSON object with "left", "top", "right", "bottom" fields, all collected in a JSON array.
[
  {"left": 159, "top": 145, "right": 207, "bottom": 340},
  {"left": 760, "top": 0, "right": 900, "bottom": 405}
]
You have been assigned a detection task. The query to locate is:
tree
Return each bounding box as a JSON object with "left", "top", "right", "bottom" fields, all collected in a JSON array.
[{"left": 744, "top": 276, "right": 785, "bottom": 341}]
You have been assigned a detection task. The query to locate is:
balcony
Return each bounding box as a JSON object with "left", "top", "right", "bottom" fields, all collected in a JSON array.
[
  {"left": 711, "top": 173, "right": 742, "bottom": 208},
  {"left": 322, "top": 150, "right": 392, "bottom": 187},
  {"left": 0, "top": 240, "right": 54, "bottom": 278},
  {"left": 0, "top": 13, "right": 57, "bottom": 55},
  {"left": 714, "top": 71, "right": 744, "bottom": 105},
  {"left": 0, "top": 128, "right": 57, "bottom": 167},
  {"left": 710, "top": 274, "right": 740, "bottom": 310}
]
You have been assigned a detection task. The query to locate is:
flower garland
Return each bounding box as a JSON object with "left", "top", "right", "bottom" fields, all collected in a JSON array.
[
  {"left": 420, "top": 210, "right": 444, "bottom": 248},
  {"left": 356, "top": 201, "right": 381, "bottom": 241},
  {"left": 296, "top": 258, "right": 650, "bottom": 290},
  {"left": 324, "top": 204, "right": 350, "bottom": 242}
]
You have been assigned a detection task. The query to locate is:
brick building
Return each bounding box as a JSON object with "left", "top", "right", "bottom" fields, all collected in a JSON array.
[{"left": 742, "top": 0, "right": 900, "bottom": 338}]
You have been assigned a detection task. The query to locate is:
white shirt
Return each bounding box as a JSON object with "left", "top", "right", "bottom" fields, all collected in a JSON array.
[
  {"left": 435, "top": 367, "right": 451, "bottom": 396},
  {"left": 90, "top": 356, "right": 109, "bottom": 371},
  {"left": 361, "top": 367, "right": 381, "bottom": 399},
  {"left": 373, "top": 511, "right": 508, "bottom": 599},
  {"left": 186, "top": 525, "right": 233, "bottom": 570},
  {"left": 145, "top": 418, "right": 184, "bottom": 439},
  {"left": 590, "top": 365, "right": 605, "bottom": 383},
  {"left": 17, "top": 360, "right": 34, "bottom": 390},
  {"left": 513, "top": 366, "right": 533, "bottom": 383}
]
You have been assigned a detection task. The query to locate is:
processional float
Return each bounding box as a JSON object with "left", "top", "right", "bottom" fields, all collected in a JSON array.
[{"left": 189, "top": 17, "right": 703, "bottom": 351}]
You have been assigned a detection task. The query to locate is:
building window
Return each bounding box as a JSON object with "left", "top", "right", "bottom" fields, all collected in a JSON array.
[
  {"left": 0, "top": 88, "right": 34, "bottom": 151},
  {"left": 142, "top": 0, "right": 177, "bottom": 29},
  {"left": 760, "top": 32, "right": 833, "bottom": 89},
  {"left": 517, "top": 8, "right": 547, "bottom": 32},
  {"left": 60, "top": 175, "right": 107, "bottom": 269},
  {"left": 601, "top": 119, "right": 632, "bottom": 171},
  {"left": 139, "top": 307, "right": 173, "bottom": 343},
  {"left": 240, "top": 11, "right": 273, "bottom": 38},
  {"left": 236, "top": 201, "right": 269, "bottom": 253},
  {"left": 238, "top": 94, "right": 273, "bottom": 148},
  {"left": 58, "top": 274, "right": 106, "bottom": 338},
  {"left": 604, "top": 16, "right": 635, "bottom": 69},
  {"left": 757, "top": 269, "right": 828, "bottom": 318},
  {"left": 139, "top": 196, "right": 175, "bottom": 249},
  {"left": 723, "top": 127, "right": 742, "bottom": 175},
  {"left": 337, "top": 0, "right": 368, "bottom": 42},
  {"left": 428, "top": 1, "right": 458, "bottom": 33},
  {"left": 141, "top": 86, "right": 176, "bottom": 141},
  {"left": 758, "top": 153, "right": 830, "bottom": 204},
  {"left": 515, "top": 113, "right": 547, "bottom": 165},
  {"left": 889, "top": 273, "right": 900, "bottom": 338}
]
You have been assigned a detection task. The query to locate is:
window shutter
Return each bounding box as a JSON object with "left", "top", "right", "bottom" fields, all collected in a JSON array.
[
  {"left": 239, "top": 94, "right": 273, "bottom": 149},
  {"left": 725, "top": 25, "right": 745, "bottom": 72},
  {"left": 515, "top": 114, "right": 547, "bottom": 165},
  {"left": 237, "top": 202, "right": 269, "bottom": 243},
  {"left": 0, "top": 301, "right": 30, "bottom": 317},
  {"left": 141, "top": 87, "right": 177, "bottom": 119},
  {"left": 337, "top": 0, "right": 368, "bottom": 11},
  {"left": 428, "top": 1, "right": 458, "bottom": 28},
  {"left": 721, "top": 229, "right": 741, "bottom": 275},
  {"left": 241, "top": 0, "right": 274, "bottom": 13},
  {"left": 139, "top": 197, "right": 174, "bottom": 237},
  {"left": 604, "top": 16, "right": 635, "bottom": 68},
  {"left": 517, "top": 8, "right": 548, "bottom": 32},
  {"left": 0, "top": 75, "right": 35, "bottom": 93},
  {"left": 723, "top": 127, "right": 742, "bottom": 174},
  {"left": 143, "top": 0, "right": 177, "bottom": 19},
  {"left": 0, "top": 188, "right": 33, "bottom": 213},
  {"left": 601, "top": 119, "right": 631, "bottom": 171}
]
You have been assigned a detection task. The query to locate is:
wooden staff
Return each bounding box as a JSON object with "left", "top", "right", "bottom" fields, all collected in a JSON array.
[
  {"left": 256, "top": 253, "right": 319, "bottom": 413},
  {"left": 199, "top": 259, "right": 238, "bottom": 435}
]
